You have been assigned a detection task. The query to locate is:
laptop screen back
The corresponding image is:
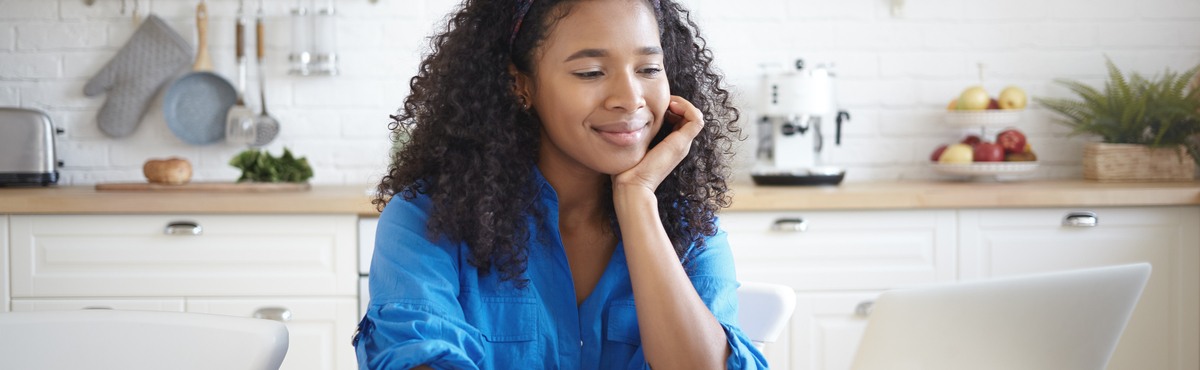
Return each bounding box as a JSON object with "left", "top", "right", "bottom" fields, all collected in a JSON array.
[{"left": 850, "top": 263, "right": 1151, "bottom": 370}]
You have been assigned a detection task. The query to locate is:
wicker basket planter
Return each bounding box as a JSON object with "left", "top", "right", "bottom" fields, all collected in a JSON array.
[{"left": 1083, "top": 142, "right": 1196, "bottom": 182}]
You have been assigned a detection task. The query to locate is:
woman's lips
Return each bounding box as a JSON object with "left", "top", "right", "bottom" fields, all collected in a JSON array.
[{"left": 594, "top": 123, "right": 648, "bottom": 147}]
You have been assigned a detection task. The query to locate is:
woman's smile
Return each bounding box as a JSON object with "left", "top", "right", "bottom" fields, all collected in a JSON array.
[{"left": 592, "top": 120, "right": 651, "bottom": 147}]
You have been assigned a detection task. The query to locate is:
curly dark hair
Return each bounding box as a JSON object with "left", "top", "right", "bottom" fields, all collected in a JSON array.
[{"left": 374, "top": 0, "right": 741, "bottom": 283}]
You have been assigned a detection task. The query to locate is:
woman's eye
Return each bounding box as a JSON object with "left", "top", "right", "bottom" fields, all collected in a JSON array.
[
  {"left": 573, "top": 71, "right": 603, "bottom": 79},
  {"left": 640, "top": 67, "right": 663, "bottom": 77}
]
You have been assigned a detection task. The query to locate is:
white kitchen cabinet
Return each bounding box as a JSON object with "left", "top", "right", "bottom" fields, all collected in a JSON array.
[
  {"left": 959, "top": 207, "right": 1200, "bottom": 370},
  {"left": 721, "top": 210, "right": 957, "bottom": 370},
  {"left": 358, "top": 217, "right": 377, "bottom": 318},
  {"left": 781, "top": 292, "right": 881, "bottom": 370},
  {"left": 1, "top": 215, "right": 8, "bottom": 313},
  {"left": 724, "top": 206, "right": 1200, "bottom": 370},
  {"left": 6, "top": 214, "right": 359, "bottom": 370},
  {"left": 358, "top": 217, "right": 377, "bottom": 276},
  {"left": 188, "top": 297, "right": 359, "bottom": 370}
]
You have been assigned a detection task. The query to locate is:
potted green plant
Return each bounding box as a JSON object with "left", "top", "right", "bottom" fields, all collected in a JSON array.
[{"left": 1036, "top": 58, "right": 1200, "bottom": 181}]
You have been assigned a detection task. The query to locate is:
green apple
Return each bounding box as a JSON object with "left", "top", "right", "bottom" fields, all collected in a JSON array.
[
  {"left": 938, "top": 143, "right": 974, "bottom": 163},
  {"left": 956, "top": 86, "right": 991, "bottom": 110},
  {"left": 997, "top": 86, "right": 1027, "bottom": 109}
]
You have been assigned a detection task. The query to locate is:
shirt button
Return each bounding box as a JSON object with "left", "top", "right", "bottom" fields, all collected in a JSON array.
[{"left": 580, "top": 340, "right": 584, "bottom": 347}]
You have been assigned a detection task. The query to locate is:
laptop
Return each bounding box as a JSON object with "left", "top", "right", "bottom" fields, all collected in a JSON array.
[{"left": 850, "top": 263, "right": 1151, "bottom": 370}]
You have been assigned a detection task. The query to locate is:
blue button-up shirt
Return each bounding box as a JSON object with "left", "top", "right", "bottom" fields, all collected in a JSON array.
[{"left": 355, "top": 171, "right": 767, "bottom": 369}]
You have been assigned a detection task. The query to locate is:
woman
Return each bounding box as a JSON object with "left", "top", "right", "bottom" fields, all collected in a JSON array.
[{"left": 354, "top": 0, "right": 766, "bottom": 368}]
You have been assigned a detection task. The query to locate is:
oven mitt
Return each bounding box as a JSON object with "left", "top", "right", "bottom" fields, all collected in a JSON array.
[{"left": 83, "top": 15, "right": 193, "bottom": 138}]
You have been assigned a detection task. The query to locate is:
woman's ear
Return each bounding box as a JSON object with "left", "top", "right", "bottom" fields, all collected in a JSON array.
[{"left": 508, "top": 64, "right": 533, "bottom": 109}]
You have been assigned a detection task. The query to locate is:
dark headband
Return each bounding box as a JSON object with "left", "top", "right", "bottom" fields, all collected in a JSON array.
[{"left": 510, "top": 0, "right": 662, "bottom": 50}]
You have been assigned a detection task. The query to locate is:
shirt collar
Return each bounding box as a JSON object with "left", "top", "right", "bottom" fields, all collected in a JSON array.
[{"left": 528, "top": 165, "right": 558, "bottom": 210}]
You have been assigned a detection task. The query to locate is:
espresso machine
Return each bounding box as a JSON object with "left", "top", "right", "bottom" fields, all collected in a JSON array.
[{"left": 752, "top": 59, "right": 850, "bottom": 186}]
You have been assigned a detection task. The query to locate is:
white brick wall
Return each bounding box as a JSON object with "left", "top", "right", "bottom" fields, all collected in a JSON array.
[
  {"left": 689, "top": 0, "right": 1200, "bottom": 182},
  {"left": 0, "top": 0, "right": 1197, "bottom": 185}
]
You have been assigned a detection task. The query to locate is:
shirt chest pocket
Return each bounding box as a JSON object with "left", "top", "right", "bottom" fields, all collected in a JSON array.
[
  {"left": 605, "top": 300, "right": 641, "bottom": 345},
  {"left": 477, "top": 296, "right": 539, "bottom": 343}
]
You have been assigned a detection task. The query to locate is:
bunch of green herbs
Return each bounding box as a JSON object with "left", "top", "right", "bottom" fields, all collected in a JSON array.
[{"left": 229, "top": 147, "right": 314, "bottom": 183}]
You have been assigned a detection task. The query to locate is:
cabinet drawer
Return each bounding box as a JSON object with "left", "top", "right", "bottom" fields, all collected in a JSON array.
[
  {"left": 10, "top": 215, "right": 357, "bottom": 298},
  {"left": 187, "top": 297, "right": 359, "bottom": 370},
  {"left": 721, "top": 210, "right": 956, "bottom": 290},
  {"left": 11, "top": 298, "right": 185, "bottom": 312}
]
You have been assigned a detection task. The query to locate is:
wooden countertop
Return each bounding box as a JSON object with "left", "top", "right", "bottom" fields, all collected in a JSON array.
[
  {"left": 726, "top": 181, "right": 1200, "bottom": 211},
  {"left": 1, "top": 181, "right": 1198, "bottom": 215},
  {"left": 0, "top": 185, "right": 382, "bottom": 215}
]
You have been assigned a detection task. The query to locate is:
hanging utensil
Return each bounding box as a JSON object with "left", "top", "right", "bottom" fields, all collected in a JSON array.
[
  {"left": 192, "top": 1, "right": 212, "bottom": 71},
  {"left": 225, "top": 0, "right": 256, "bottom": 146},
  {"left": 163, "top": 0, "right": 237, "bottom": 146},
  {"left": 251, "top": 0, "right": 280, "bottom": 147}
]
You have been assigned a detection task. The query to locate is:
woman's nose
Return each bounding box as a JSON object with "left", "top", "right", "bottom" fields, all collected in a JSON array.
[{"left": 603, "top": 72, "right": 646, "bottom": 112}]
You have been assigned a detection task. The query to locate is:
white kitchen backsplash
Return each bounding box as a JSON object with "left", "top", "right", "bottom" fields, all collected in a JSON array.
[{"left": 1, "top": 0, "right": 1198, "bottom": 185}]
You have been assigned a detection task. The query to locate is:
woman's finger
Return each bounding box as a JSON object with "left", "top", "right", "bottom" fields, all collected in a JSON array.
[{"left": 666, "top": 97, "right": 704, "bottom": 140}]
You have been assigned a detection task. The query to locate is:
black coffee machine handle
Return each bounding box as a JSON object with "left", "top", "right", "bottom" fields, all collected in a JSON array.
[{"left": 835, "top": 110, "right": 850, "bottom": 145}]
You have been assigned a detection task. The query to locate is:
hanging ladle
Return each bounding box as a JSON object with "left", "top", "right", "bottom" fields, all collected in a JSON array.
[{"left": 251, "top": 0, "right": 279, "bottom": 147}]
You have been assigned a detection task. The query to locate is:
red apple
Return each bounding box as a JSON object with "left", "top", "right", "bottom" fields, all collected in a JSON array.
[
  {"left": 930, "top": 144, "right": 949, "bottom": 162},
  {"left": 973, "top": 141, "right": 1005, "bottom": 162},
  {"left": 996, "top": 129, "right": 1027, "bottom": 154},
  {"left": 987, "top": 98, "right": 1001, "bottom": 110},
  {"left": 960, "top": 135, "right": 982, "bottom": 147}
]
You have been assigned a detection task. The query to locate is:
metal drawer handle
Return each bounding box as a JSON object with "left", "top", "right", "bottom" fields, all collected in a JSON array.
[
  {"left": 164, "top": 221, "right": 202, "bottom": 236},
  {"left": 254, "top": 307, "right": 293, "bottom": 322},
  {"left": 1062, "top": 212, "right": 1098, "bottom": 227},
  {"left": 855, "top": 301, "right": 874, "bottom": 317},
  {"left": 770, "top": 217, "right": 808, "bottom": 232}
]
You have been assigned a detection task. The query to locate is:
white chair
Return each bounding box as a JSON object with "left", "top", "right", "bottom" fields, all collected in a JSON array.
[
  {"left": 737, "top": 281, "right": 797, "bottom": 348},
  {"left": 0, "top": 309, "right": 289, "bottom": 370}
]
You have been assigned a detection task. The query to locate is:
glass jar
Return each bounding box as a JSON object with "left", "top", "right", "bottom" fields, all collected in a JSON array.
[{"left": 289, "top": 0, "right": 337, "bottom": 76}]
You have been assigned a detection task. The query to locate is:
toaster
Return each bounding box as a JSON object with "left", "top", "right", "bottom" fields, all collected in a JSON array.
[{"left": 0, "top": 107, "right": 60, "bottom": 186}]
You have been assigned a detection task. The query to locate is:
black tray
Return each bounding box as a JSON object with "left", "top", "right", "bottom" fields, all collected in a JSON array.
[{"left": 751, "top": 172, "right": 845, "bottom": 186}]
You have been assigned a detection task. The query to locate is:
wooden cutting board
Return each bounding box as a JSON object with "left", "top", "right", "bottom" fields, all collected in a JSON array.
[{"left": 95, "top": 181, "right": 311, "bottom": 192}]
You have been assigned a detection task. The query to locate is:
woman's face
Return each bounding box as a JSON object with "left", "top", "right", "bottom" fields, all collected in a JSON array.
[{"left": 523, "top": 0, "right": 670, "bottom": 176}]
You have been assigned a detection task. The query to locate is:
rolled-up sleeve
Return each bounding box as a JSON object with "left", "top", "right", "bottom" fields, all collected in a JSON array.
[
  {"left": 355, "top": 197, "right": 485, "bottom": 370},
  {"left": 683, "top": 227, "right": 770, "bottom": 370}
]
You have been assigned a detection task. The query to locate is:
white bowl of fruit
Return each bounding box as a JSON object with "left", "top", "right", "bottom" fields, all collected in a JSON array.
[
  {"left": 944, "top": 85, "right": 1027, "bottom": 127},
  {"left": 930, "top": 128, "right": 1038, "bottom": 178}
]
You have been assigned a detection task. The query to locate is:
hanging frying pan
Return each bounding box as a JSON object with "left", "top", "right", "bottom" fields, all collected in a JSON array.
[{"left": 163, "top": 1, "right": 236, "bottom": 145}]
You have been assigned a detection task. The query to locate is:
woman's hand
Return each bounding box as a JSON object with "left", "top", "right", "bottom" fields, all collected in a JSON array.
[{"left": 612, "top": 95, "right": 704, "bottom": 193}]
